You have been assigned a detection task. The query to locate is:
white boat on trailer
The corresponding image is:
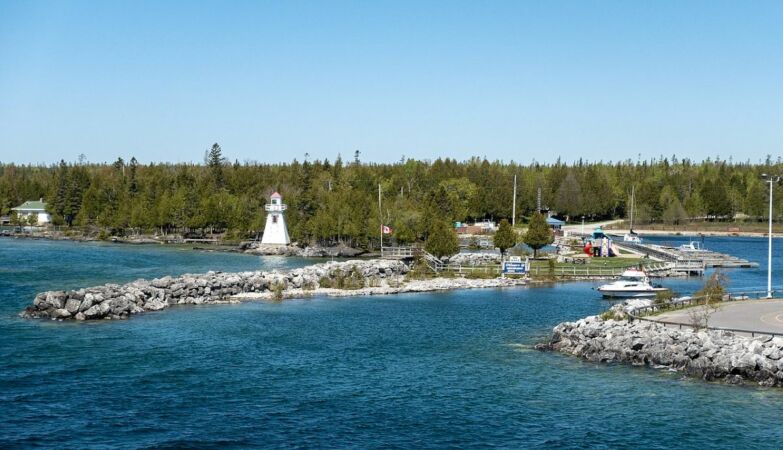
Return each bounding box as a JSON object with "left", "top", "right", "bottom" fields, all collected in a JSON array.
[{"left": 597, "top": 268, "right": 669, "bottom": 299}]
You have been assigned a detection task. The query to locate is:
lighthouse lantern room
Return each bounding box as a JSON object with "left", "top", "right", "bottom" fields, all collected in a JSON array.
[{"left": 261, "top": 192, "right": 291, "bottom": 245}]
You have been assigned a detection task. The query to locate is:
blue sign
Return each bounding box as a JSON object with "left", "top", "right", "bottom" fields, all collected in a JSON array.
[{"left": 502, "top": 261, "right": 527, "bottom": 274}]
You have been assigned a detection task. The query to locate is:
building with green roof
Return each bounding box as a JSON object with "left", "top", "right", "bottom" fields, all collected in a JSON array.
[{"left": 11, "top": 198, "right": 51, "bottom": 225}]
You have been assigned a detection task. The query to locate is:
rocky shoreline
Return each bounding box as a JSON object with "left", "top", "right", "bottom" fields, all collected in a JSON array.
[
  {"left": 232, "top": 276, "right": 527, "bottom": 301},
  {"left": 240, "top": 242, "right": 366, "bottom": 258},
  {"left": 2, "top": 233, "right": 370, "bottom": 257},
  {"left": 537, "top": 302, "right": 783, "bottom": 387},
  {"left": 21, "top": 259, "right": 527, "bottom": 321}
]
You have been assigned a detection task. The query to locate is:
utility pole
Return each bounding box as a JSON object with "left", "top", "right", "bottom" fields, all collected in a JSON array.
[
  {"left": 762, "top": 174, "right": 780, "bottom": 298},
  {"left": 512, "top": 174, "right": 517, "bottom": 227},
  {"left": 378, "top": 183, "right": 383, "bottom": 252}
]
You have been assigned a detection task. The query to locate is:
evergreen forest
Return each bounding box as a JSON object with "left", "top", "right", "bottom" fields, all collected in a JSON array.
[{"left": 1, "top": 145, "right": 781, "bottom": 249}]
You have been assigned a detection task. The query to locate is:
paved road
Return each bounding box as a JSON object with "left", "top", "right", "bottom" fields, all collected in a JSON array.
[
  {"left": 653, "top": 299, "right": 783, "bottom": 334},
  {"left": 562, "top": 219, "right": 623, "bottom": 233}
]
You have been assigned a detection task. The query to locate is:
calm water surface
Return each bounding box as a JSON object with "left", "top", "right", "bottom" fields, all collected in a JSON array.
[{"left": 2, "top": 237, "right": 783, "bottom": 448}]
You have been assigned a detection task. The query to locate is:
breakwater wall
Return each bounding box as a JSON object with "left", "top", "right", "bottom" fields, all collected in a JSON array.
[
  {"left": 537, "top": 313, "right": 783, "bottom": 387},
  {"left": 22, "top": 260, "right": 408, "bottom": 321}
]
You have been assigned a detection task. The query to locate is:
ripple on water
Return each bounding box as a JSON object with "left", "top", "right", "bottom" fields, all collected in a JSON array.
[{"left": 2, "top": 237, "right": 783, "bottom": 448}]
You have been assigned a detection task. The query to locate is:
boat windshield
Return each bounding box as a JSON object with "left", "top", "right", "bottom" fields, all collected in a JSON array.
[{"left": 620, "top": 274, "right": 645, "bottom": 282}]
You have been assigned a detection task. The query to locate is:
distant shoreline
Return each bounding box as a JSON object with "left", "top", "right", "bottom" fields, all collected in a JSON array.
[{"left": 601, "top": 228, "right": 782, "bottom": 239}]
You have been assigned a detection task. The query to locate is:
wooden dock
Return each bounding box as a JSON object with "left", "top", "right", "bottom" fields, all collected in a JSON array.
[{"left": 613, "top": 240, "right": 757, "bottom": 275}]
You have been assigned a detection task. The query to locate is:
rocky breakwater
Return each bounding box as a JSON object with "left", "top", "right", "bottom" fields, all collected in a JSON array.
[
  {"left": 21, "top": 259, "right": 408, "bottom": 321},
  {"left": 447, "top": 252, "right": 502, "bottom": 266},
  {"left": 537, "top": 305, "right": 783, "bottom": 387},
  {"left": 241, "top": 242, "right": 365, "bottom": 257}
]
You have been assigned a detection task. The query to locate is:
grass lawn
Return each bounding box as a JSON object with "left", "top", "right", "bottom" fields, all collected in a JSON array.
[{"left": 529, "top": 257, "right": 649, "bottom": 270}]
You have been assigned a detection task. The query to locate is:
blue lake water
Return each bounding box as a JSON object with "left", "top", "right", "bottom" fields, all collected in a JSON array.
[{"left": 2, "top": 236, "right": 783, "bottom": 448}]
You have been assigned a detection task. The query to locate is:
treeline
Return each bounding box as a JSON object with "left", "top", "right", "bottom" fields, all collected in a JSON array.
[{"left": 1, "top": 146, "right": 781, "bottom": 248}]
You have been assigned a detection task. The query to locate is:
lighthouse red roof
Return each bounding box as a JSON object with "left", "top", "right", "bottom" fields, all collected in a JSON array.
[{"left": 270, "top": 192, "right": 282, "bottom": 199}]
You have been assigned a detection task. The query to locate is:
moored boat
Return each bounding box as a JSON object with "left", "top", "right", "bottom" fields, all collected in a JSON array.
[{"left": 597, "top": 268, "right": 668, "bottom": 299}]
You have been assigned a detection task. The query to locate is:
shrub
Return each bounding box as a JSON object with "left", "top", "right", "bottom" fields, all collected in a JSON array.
[
  {"left": 688, "top": 271, "right": 728, "bottom": 328},
  {"left": 653, "top": 290, "right": 674, "bottom": 306},
  {"left": 271, "top": 282, "right": 285, "bottom": 300},
  {"left": 600, "top": 309, "right": 623, "bottom": 321},
  {"left": 694, "top": 271, "right": 728, "bottom": 304},
  {"left": 345, "top": 266, "right": 365, "bottom": 290}
]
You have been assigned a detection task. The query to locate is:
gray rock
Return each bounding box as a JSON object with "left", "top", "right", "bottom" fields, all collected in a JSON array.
[
  {"left": 84, "top": 304, "right": 103, "bottom": 319},
  {"left": 24, "top": 258, "right": 413, "bottom": 321},
  {"left": 46, "top": 291, "right": 66, "bottom": 309},
  {"left": 51, "top": 308, "right": 71, "bottom": 319},
  {"left": 540, "top": 314, "right": 783, "bottom": 388},
  {"left": 64, "top": 299, "right": 81, "bottom": 314}
]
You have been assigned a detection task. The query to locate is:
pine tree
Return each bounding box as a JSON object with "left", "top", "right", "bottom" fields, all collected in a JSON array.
[
  {"left": 425, "top": 221, "right": 459, "bottom": 258},
  {"left": 523, "top": 212, "right": 553, "bottom": 258},
  {"left": 128, "top": 157, "right": 139, "bottom": 195},
  {"left": 493, "top": 219, "right": 517, "bottom": 256},
  {"left": 208, "top": 143, "right": 225, "bottom": 188},
  {"left": 53, "top": 159, "right": 69, "bottom": 219}
]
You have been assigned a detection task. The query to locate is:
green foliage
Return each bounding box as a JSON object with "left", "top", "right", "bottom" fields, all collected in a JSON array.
[
  {"left": 271, "top": 281, "right": 285, "bottom": 300},
  {"left": 547, "top": 258, "right": 555, "bottom": 275},
  {"left": 688, "top": 272, "right": 728, "bottom": 328},
  {"left": 319, "top": 266, "right": 365, "bottom": 290},
  {"left": 425, "top": 221, "right": 460, "bottom": 258},
  {"left": 462, "top": 270, "right": 498, "bottom": 279},
  {"left": 695, "top": 271, "right": 728, "bottom": 304},
  {"left": 1, "top": 155, "right": 782, "bottom": 248},
  {"left": 653, "top": 289, "right": 674, "bottom": 305},
  {"left": 600, "top": 309, "right": 623, "bottom": 321},
  {"left": 524, "top": 213, "right": 554, "bottom": 258},
  {"left": 493, "top": 219, "right": 517, "bottom": 255},
  {"left": 207, "top": 143, "right": 225, "bottom": 188},
  {"left": 407, "top": 258, "right": 437, "bottom": 279}
]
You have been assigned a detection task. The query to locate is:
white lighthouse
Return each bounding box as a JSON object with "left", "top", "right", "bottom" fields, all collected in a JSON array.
[{"left": 261, "top": 192, "right": 291, "bottom": 245}]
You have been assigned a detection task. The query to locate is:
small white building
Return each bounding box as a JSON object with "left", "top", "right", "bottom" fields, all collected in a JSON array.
[
  {"left": 12, "top": 199, "right": 51, "bottom": 225},
  {"left": 473, "top": 220, "right": 497, "bottom": 232},
  {"left": 261, "top": 192, "right": 291, "bottom": 245}
]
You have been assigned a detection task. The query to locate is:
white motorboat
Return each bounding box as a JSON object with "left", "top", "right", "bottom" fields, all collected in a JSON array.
[
  {"left": 623, "top": 231, "right": 642, "bottom": 243},
  {"left": 597, "top": 268, "right": 669, "bottom": 299},
  {"left": 678, "top": 241, "right": 703, "bottom": 252}
]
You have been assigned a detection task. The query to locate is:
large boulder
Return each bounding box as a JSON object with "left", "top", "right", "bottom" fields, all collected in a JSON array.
[
  {"left": 83, "top": 304, "right": 104, "bottom": 319},
  {"left": 64, "top": 299, "right": 81, "bottom": 314},
  {"left": 45, "top": 291, "right": 67, "bottom": 309}
]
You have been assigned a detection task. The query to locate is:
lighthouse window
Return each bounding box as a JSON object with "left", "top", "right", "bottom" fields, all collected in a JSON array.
[
  {"left": 272, "top": 199, "right": 278, "bottom": 205},
  {"left": 272, "top": 215, "right": 278, "bottom": 224}
]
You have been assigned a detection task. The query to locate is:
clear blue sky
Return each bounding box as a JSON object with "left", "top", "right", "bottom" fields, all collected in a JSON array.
[{"left": 1, "top": 1, "right": 781, "bottom": 165}]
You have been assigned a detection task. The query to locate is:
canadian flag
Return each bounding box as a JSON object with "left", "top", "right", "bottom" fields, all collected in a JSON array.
[{"left": 381, "top": 225, "right": 393, "bottom": 234}]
